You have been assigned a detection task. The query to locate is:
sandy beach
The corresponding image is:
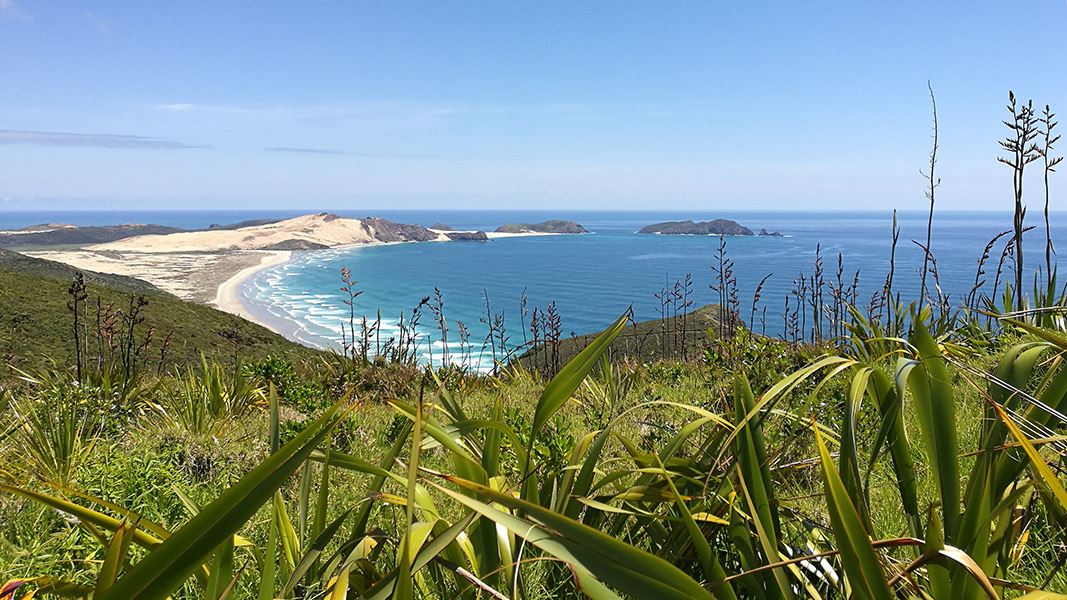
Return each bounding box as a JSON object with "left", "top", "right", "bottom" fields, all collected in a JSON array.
[
  {"left": 21, "top": 214, "right": 578, "bottom": 337},
  {"left": 465, "top": 230, "right": 562, "bottom": 239},
  {"left": 211, "top": 250, "right": 291, "bottom": 326},
  {"left": 26, "top": 234, "right": 556, "bottom": 331},
  {"left": 23, "top": 247, "right": 292, "bottom": 331}
]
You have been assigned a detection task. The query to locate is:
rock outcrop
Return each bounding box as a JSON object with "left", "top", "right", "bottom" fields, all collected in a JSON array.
[
  {"left": 359, "top": 217, "right": 439, "bottom": 243},
  {"left": 445, "top": 231, "right": 489, "bottom": 241}
]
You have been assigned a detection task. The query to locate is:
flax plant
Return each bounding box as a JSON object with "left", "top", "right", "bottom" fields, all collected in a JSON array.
[{"left": 999, "top": 91, "right": 1043, "bottom": 311}]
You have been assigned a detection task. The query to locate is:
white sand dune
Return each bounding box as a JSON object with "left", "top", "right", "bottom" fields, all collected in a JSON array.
[{"left": 93, "top": 213, "right": 390, "bottom": 253}]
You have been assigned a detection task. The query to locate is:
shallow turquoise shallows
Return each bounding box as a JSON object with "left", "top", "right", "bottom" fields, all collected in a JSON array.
[
  {"left": 3, "top": 209, "right": 1060, "bottom": 368},
  {"left": 230, "top": 210, "right": 1067, "bottom": 367}
]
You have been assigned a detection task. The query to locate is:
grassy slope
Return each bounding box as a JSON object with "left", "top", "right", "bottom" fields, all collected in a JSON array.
[
  {"left": 0, "top": 249, "right": 322, "bottom": 373},
  {"left": 0, "top": 248, "right": 163, "bottom": 294}
]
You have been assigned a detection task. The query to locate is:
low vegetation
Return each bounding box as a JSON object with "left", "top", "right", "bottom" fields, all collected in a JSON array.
[
  {"left": 0, "top": 91, "right": 1065, "bottom": 599},
  {"left": 0, "top": 289, "right": 1065, "bottom": 598},
  {"left": 0, "top": 249, "right": 322, "bottom": 374}
]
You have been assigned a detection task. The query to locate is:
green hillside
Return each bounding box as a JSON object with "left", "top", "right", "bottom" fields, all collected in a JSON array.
[{"left": 0, "top": 249, "right": 323, "bottom": 374}]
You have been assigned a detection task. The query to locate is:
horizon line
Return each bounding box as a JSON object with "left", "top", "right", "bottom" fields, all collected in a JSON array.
[{"left": 0, "top": 207, "right": 1055, "bottom": 214}]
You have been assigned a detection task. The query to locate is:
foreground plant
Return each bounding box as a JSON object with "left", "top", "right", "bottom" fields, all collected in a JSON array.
[
  {"left": 1, "top": 395, "right": 349, "bottom": 599},
  {"left": 3, "top": 309, "right": 1067, "bottom": 598}
]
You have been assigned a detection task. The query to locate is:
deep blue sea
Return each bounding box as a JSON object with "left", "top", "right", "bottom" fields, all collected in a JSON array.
[{"left": 3, "top": 209, "right": 1065, "bottom": 368}]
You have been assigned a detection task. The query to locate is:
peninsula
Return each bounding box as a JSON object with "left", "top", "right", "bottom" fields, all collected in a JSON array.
[{"left": 6, "top": 213, "right": 585, "bottom": 330}]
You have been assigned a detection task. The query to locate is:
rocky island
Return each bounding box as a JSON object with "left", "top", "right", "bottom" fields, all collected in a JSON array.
[
  {"left": 638, "top": 219, "right": 755, "bottom": 236},
  {"left": 495, "top": 220, "right": 588, "bottom": 234},
  {"left": 442, "top": 231, "right": 489, "bottom": 241}
]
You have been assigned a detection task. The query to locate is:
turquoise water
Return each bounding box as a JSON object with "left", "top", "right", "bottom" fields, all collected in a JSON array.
[
  {"left": 3, "top": 209, "right": 1062, "bottom": 368},
  {"left": 229, "top": 210, "right": 1067, "bottom": 368}
]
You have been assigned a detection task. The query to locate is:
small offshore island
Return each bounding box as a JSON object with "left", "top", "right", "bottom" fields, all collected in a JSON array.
[
  {"left": 428, "top": 219, "right": 588, "bottom": 239},
  {"left": 495, "top": 220, "right": 589, "bottom": 234},
  {"left": 639, "top": 218, "right": 781, "bottom": 237}
]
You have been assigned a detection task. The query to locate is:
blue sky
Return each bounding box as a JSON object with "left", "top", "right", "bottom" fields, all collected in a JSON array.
[{"left": 1, "top": 1, "right": 1066, "bottom": 211}]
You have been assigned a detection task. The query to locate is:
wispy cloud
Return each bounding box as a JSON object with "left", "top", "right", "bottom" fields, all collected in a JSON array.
[
  {"left": 152, "top": 101, "right": 463, "bottom": 125},
  {"left": 156, "top": 103, "right": 202, "bottom": 113},
  {"left": 150, "top": 99, "right": 710, "bottom": 127},
  {"left": 0, "top": 129, "right": 207, "bottom": 149},
  {"left": 265, "top": 146, "right": 348, "bottom": 156},
  {"left": 264, "top": 146, "right": 447, "bottom": 159},
  {"left": 83, "top": 11, "right": 115, "bottom": 34},
  {"left": 151, "top": 100, "right": 611, "bottom": 121},
  {"left": 0, "top": 0, "right": 31, "bottom": 21}
]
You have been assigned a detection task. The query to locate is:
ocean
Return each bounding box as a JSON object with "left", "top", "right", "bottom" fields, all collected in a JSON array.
[{"left": 3, "top": 209, "right": 1064, "bottom": 368}]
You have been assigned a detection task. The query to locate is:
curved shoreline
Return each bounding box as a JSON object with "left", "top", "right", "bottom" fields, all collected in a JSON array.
[
  {"left": 213, "top": 233, "right": 563, "bottom": 338},
  {"left": 25, "top": 228, "right": 584, "bottom": 348},
  {"left": 211, "top": 250, "right": 292, "bottom": 333}
]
